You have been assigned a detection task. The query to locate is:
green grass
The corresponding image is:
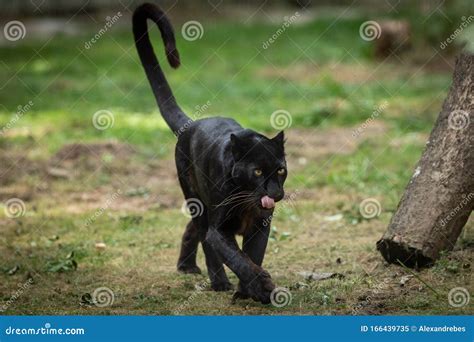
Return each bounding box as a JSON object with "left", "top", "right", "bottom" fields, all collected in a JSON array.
[{"left": 0, "top": 7, "right": 472, "bottom": 315}]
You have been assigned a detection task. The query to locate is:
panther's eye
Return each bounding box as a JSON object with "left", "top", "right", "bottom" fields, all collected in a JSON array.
[
  {"left": 254, "top": 169, "right": 263, "bottom": 177},
  {"left": 277, "top": 168, "right": 286, "bottom": 175}
]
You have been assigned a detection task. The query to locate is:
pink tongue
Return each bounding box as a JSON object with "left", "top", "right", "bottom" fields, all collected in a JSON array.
[{"left": 261, "top": 195, "right": 275, "bottom": 209}]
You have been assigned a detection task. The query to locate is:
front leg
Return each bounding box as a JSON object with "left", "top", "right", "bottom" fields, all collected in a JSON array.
[
  {"left": 206, "top": 209, "right": 275, "bottom": 304},
  {"left": 235, "top": 219, "right": 271, "bottom": 300},
  {"left": 200, "top": 231, "right": 233, "bottom": 292}
]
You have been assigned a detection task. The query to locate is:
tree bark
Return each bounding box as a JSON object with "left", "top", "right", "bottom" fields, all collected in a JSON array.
[{"left": 376, "top": 53, "right": 474, "bottom": 268}]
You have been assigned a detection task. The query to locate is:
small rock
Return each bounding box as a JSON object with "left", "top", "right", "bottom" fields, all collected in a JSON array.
[
  {"left": 399, "top": 275, "right": 413, "bottom": 287},
  {"left": 7, "top": 265, "right": 20, "bottom": 276},
  {"left": 95, "top": 242, "right": 107, "bottom": 251},
  {"left": 323, "top": 214, "right": 343, "bottom": 222},
  {"left": 47, "top": 167, "right": 71, "bottom": 179}
]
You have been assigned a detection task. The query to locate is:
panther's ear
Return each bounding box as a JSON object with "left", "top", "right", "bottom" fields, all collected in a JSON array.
[
  {"left": 230, "top": 133, "right": 238, "bottom": 146},
  {"left": 272, "top": 131, "right": 285, "bottom": 146},
  {"left": 230, "top": 133, "right": 245, "bottom": 161}
]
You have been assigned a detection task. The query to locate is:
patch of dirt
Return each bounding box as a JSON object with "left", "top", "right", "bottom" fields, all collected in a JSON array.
[
  {"left": 257, "top": 63, "right": 405, "bottom": 85},
  {"left": 141, "top": 160, "right": 182, "bottom": 208},
  {"left": 50, "top": 141, "right": 134, "bottom": 169},
  {"left": 45, "top": 141, "right": 183, "bottom": 214},
  {"left": 389, "top": 132, "right": 429, "bottom": 149},
  {"left": 328, "top": 63, "right": 383, "bottom": 84},
  {"left": 0, "top": 184, "right": 34, "bottom": 202},
  {"left": 0, "top": 150, "right": 39, "bottom": 186},
  {"left": 62, "top": 161, "right": 182, "bottom": 215},
  {"left": 257, "top": 63, "right": 317, "bottom": 83},
  {"left": 407, "top": 53, "right": 456, "bottom": 74},
  {"left": 257, "top": 57, "right": 455, "bottom": 85},
  {"left": 45, "top": 140, "right": 139, "bottom": 185},
  {"left": 285, "top": 121, "right": 388, "bottom": 171}
]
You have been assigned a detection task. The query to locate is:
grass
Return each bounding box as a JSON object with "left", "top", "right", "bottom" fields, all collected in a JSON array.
[{"left": 0, "top": 5, "right": 472, "bottom": 315}]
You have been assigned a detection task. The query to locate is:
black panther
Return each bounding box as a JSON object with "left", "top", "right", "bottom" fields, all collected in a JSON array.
[{"left": 133, "top": 3, "right": 288, "bottom": 304}]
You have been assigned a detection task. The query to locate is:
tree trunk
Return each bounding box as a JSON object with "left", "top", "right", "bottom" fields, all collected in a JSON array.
[{"left": 376, "top": 53, "right": 474, "bottom": 268}]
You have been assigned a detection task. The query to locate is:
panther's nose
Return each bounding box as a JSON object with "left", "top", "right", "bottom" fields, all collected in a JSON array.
[{"left": 267, "top": 189, "right": 284, "bottom": 202}]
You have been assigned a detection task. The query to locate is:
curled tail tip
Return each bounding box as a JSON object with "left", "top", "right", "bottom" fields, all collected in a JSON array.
[
  {"left": 135, "top": 2, "right": 155, "bottom": 12},
  {"left": 134, "top": 2, "right": 181, "bottom": 69},
  {"left": 166, "top": 46, "right": 181, "bottom": 68}
]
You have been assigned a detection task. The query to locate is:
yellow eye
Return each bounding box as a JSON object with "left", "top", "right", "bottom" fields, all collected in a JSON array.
[
  {"left": 254, "top": 169, "right": 263, "bottom": 177},
  {"left": 277, "top": 168, "right": 286, "bottom": 175}
]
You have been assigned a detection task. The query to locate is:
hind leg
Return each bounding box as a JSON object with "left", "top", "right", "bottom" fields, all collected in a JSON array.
[
  {"left": 177, "top": 220, "right": 201, "bottom": 274},
  {"left": 175, "top": 146, "right": 232, "bottom": 290},
  {"left": 175, "top": 146, "right": 202, "bottom": 274}
]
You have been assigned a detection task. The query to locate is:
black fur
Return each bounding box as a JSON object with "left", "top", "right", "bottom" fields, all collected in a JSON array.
[{"left": 133, "top": 3, "right": 288, "bottom": 304}]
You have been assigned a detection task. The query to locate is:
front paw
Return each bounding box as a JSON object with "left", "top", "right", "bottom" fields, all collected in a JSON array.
[
  {"left": 211, "top": 280, "right": 234, "bottom": 292},
  {"left": 232, "top": 283, "right": 251, "bottom": 303},
  {"left": 245, "top": 270, "right": 275, "bottom": 304},
  {"left": 238, "top": 281, "right": 250, "bottom": 295}
]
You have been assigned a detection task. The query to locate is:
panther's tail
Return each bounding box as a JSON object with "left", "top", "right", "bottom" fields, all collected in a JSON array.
[{"left": 133, "top": 3, "right": 191, "bottom": 133}]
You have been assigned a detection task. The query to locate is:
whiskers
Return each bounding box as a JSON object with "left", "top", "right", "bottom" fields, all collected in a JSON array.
[
  {"left": 214, "top": 191, "right": 256, "bottom": 208},
  {"left": 214, "top": 190, "right": 261, "bottom": 219},
  {"left": 217, "top": 191, "right": 260, "bottom": 222}
]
